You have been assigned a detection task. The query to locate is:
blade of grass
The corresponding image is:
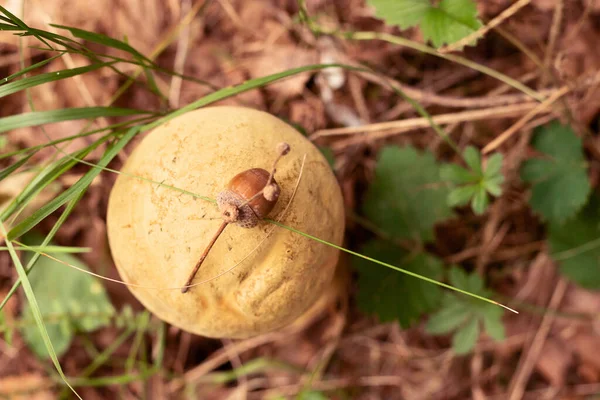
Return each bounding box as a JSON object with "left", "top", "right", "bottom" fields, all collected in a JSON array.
[
  {"left": 0, "top": 222, "right": 81, "bottom": 398},
  {"left": 51, "top": 23, "right": 154, "bottom": 65},
  {"left": 0, "top": 244, "right": 90, "bottom": 253},
  {"left": 0, "top": 62, "right": 116, "bottom": 98},
  {"left": 268, "top": 219, "right": 518, "bottom": 313},
  {"left": 0, "top": 107, "right": 155, "bottom": 133},
  {"left": 1, "top": 54, "right": 63, "bottom": 84},
  {"left": 0, "top": 116, "right": 154, "bottom": 161},
  {"left": 7, "top": 126, "right": 139, "bottom": 240},
  {"left": 143, "top": 63, "right": 362, "bottom": 131},
  {"left": 0, "top": 153, "right": 34, "bottom": 181},
  {"left": 0, "top": 191, "right": 84, "bottom": 313},
  {"left": 343, "top": 31, "right": 544, "bottom": 102},
  {"left": 0, "top": 142, "right": 103, "bottom": 221}
]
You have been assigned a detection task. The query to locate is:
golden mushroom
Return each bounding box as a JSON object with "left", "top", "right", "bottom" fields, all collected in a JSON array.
[{"left": 107, "top": 106, "right": 345, "bottom": 338}]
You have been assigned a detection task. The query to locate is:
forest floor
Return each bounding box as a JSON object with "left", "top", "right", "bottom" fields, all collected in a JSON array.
[{"left": 2, "top": 0, "right": 600, "bottom": 399}]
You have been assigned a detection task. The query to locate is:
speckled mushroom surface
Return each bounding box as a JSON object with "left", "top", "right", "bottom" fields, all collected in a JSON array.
[{"left": 107, "top": 106, "right": 345, "bottom": 338}]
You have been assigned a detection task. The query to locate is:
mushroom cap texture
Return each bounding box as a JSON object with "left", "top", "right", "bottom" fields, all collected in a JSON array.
[{"left": 107, "top": 106, "right": 345, "bottom": 338}]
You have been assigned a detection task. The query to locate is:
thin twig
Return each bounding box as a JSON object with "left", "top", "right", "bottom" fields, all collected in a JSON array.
[
  {"left": 482, "top": 86, "right": 570, "bottom": 154},
  {"left": 508, "top": 275, "right": 568, "bottom": 400}
]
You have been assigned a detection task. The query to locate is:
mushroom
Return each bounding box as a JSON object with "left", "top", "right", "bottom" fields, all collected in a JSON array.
[{"left": 106, "top": 106, "right": 345, "bottom": 338}]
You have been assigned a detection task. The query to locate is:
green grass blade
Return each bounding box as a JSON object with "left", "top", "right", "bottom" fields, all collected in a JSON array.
[
  {"left": 268, "top": 219, "right": 515, "bottom": 312},
  {"left": 0, "top": 245, "right": 90, "bottom": 253},
  {"left": 143, "top": 63, "right": 361, "bottom": 131},
  {"left": 51, "top": 23, "right": 154, "bottom": 65},
  {"left": 0, "top": 192, "right": 84, "bottom": 313},
  {"left": 0, "top": 223, "right": 81, "bottom": 399},
  {"left": 0, "top": 116, "right": 153, "bottom": 161},
  {"left": 0, "top": 62, "right": 115, "bottom": 98},
  {"left": 0, "top": 143, "right": 102, "bottom": 221},
  {"left": 1, "top": 54, "right": 63, "bottom": 84},
  {"left": 7, "top": 126, "right": 139, "bottom": 240},
  {"left": 0, "top": 107, "right": 155, "bottom": 133},
  {"left": 0, "top": 5, "right": 27, "bottom": 28},
  {"left": 0, "top": 153, "right": 33, "bottom": 181}
]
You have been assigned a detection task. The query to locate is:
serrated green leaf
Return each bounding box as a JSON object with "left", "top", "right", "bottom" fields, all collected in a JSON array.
[
  {"left": 485, "top": 153, "right": 503, "bottom": 178},
  {"left": 353, "top": 240, "right": 443, "bottom": 327},
  {"left": 484, "top": 176, "right": 503, "bottom": 197},
  {"left": 367, "top": 0, "right": 432, "bottom": 29},
  {"left": 448, "top": 185, "right": 478, "bottom": 207},
  {"left": 482, "top": 306, "right": 505, "bottom": 340},
  {"left": 440, "top": 163, "right": 476, "bottom": 185},
  {"left": 426, "top": 299, "right": 469, "bottom": 334},
  {"left": 471, "top": 186, "right": 489, "bottom": 215},
  {"left": 521, "top": 122, "right": 591, "bottom": 225},
  {"left": 363, "top": 146, "right": 453, "bottom": 242},
  {"left": 442, "top": 148, "right": 503, "bottom": 215},
  {"left": 448, "top": 266, "right": 469, "bottom": 290},
  {"left": 368, "top": 0, "right": 482, "bottom": 48},
  {"left": 452, "top": 317, "right": 479, "bottom": 354},
  {"left": 20, "top": 234, "right": 115, "bottom": 359},
  {"left": 463, "top": 146, "right": 482, "bottom": 175},
  {"left": 548, "top": 196, "right": 600, "bottom": 288}
]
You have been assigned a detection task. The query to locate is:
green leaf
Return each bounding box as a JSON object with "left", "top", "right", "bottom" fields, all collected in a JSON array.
[
  {"left": 442, "top": 148, "right": 504, "bottom": 215},
  {"left": 0, "top": 218, "right": 81, "bottom": 398},
  {"left": 485, "top": 153, "right": 503, "bottom": 178},
  {"left": 368, "top": 0, "right": 483, "bottom": 48},
  {"left": 440, "top": 163, "right": 476, "bottom": 185},
  {"left": 354, "top": 240, "right": 443, "bottom": 327},
  {"left": 296, "top": 390, "right": 329, "bottom": 400},
  {"left": 363, "top": 146, "right": 453, "bottom": 242},
  {"left": 0, "top": 107, "right": 153, "bottom": 134},
  {"left": 448, "top": 185, "right": 478, "bottom": 207},
  {"left": 428, "top": 268, "right": 504, "bottom": 353},
  {"left": 319, "top": 147, "right": 335, "bottom": 168},
  {"left": 521, "top": 122, "right": 591, "bottom": 225},
  {"left": 471, "top": 185, "right": 489, "bottom": 215},
  {"left": 426, "top": 299, "right": 469, "bottom": 334},
  {"left": 368, "top": 0, "right": 431, "bottom": 29},
  {"left": 548, "top": 196, "right": 600, "bottom": 288},
  {"left": 482, "top": 306, "right": 505, "bottom": 340},
  {"left": 20, "top": 234, "right": 114, "bottom": 359},
  {"left": 452, "top": 317, "right": 479, "bottom": 354},
  {"left": 463, "top": 146, "right": 482, "bottom": 174}
]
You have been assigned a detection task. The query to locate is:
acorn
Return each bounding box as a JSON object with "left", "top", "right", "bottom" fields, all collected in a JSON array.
[{"left": 181, "top": 145, "right": 288, "bottom": 293}]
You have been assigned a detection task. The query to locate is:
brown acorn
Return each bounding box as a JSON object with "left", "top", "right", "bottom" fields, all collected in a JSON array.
[{"left": 181, "top": 145, "right": 288, "bottom": 293}]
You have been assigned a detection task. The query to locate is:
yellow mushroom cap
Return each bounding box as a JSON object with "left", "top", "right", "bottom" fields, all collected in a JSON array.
[{"left": 106, "top": 106, "right": 345, "bottom": 338}]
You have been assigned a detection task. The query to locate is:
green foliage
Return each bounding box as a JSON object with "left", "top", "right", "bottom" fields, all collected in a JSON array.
[
  {"left": 548, "top": 196, "right": 600, "bottom": 289},
  {"left": 426, "top": 268, "right": 504, "bottom": 354},
  {"left": 353, "top": 240, "right": 443, "bottom": 327},
  {"left": 441, "top": 146, "right": 504, "bottom": 215},
  {"left": 296, "top": 390, "right": 330, "bottom": 400},
  {"left": 363, "top": 146, "right": 453, "bottom": 242},
  {"left": 20, "top": 234, "right": 115, "bottom": 359},
  {"left": 319, "top": 146, "right": 335, "bottom": 168},
  {"left": 520, "top": 122, "right": 591, "bottom": 225},
  {"left": 368, "top": 0, "right": 483, "bottom": 47}
]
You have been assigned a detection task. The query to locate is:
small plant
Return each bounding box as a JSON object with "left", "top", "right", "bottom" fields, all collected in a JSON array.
[
  {"left": 367, "top": 0, "right": 483, "bottom": 47},
  {"left": 426, "top": 268, "right": 505, "bottom": 354},
  {"left": 441, "top": 146, "right": 504, "bottom": 215}
]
